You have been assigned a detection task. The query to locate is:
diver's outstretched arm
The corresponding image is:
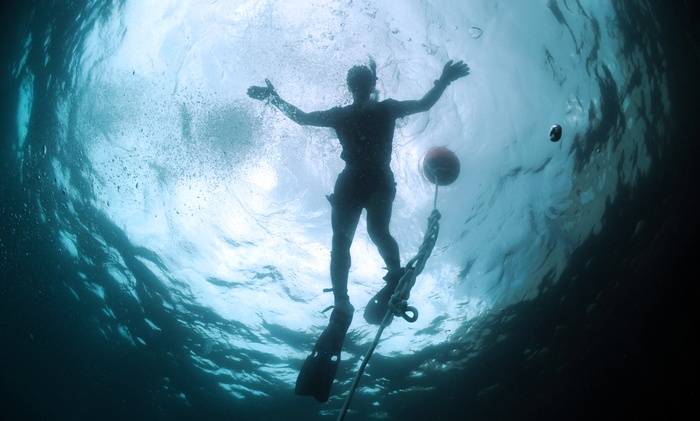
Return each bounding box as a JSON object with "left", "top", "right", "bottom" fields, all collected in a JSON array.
[
  {"left": 247, "top": 79, "right": 337, "bottom": 127},
  {"left": 388, "top": 60, "right": 469, "bottom": 118}
]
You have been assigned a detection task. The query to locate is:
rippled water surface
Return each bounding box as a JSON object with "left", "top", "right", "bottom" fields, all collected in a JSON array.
[{"left": 1, "top": 1, "right": 692, "bottom": 420}]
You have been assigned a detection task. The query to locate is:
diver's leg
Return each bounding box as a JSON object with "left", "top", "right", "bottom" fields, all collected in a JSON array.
[
  {"left": 363, "top": 174, "right": 404, "bottom": 325},
  {"left": 330, "top": 200, "right": 362, "bottom": 305},
  {"left": 295, "top": 175, "right": 361, "bottom": 402},
  {"left": 366, "top": 180, "right": 400, "bottom": 271},
  {"left": 297, "top": 203, "right": 358, "bottom": 401}
]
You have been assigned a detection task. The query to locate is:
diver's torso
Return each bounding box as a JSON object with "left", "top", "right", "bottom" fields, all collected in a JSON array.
[{"left": 334, "top": 100, "right": 396, "bottom": 170}]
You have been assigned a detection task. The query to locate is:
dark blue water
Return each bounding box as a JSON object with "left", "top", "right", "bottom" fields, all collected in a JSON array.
[{"left": 1, "top": 1, "right": 697, "bottom": 419}]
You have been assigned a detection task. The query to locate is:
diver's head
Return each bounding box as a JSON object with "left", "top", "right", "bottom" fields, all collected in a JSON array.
[{"left": 346, "top": 65, "right": 377, "bottom": 102}]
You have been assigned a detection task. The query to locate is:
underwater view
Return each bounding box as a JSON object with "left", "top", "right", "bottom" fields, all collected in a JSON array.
[{"left": 1, "top": 1, "right": 697, "bottom": 420}]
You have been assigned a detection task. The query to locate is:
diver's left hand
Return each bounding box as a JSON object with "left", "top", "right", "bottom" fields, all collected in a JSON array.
[{"left": 247, "top": 79, "right": 277, "bottom": 100}]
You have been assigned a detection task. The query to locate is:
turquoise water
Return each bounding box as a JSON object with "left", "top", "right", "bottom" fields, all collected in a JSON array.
[{"left": 1, "top": 1, "right": 694, "bottom": 419}]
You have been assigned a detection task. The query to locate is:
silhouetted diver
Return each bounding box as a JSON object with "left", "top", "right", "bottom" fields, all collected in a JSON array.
[{"left": 248, "top": 58, "right": 469, "bottom": 402}]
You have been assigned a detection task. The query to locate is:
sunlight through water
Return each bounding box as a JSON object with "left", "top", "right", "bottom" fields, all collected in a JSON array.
[{"left": 8, "top": 0, "right": 670, "bottom": 415}]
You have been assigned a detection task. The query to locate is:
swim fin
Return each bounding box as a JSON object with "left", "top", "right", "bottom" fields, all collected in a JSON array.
[
  {"left": 295, "top": 302, "right": 354, "bottom": 402},
  {"left": 363, "top": 268, "right": 405, "bottom": 325}
]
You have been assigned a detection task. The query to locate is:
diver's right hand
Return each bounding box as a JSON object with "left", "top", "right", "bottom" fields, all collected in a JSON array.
[
  {"left": 247, "top": 79, "right": 278, "bottom": 101},
  {"left": 247, "top": 85, "right": 270, "bottom": 100}
]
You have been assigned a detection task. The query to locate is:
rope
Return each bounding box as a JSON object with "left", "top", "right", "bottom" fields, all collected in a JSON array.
[{"left": 337, "top": 185, "right": 442, "bottom": 421}]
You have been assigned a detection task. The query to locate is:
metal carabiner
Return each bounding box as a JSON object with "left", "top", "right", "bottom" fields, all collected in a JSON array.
[{"left": 400, "top": 306, "right": 419, "bottom": 323}]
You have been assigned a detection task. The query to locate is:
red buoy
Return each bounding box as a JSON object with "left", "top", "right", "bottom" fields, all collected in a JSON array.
[{"left": 422, "top": 146, "right": 461, "bottom": 186}]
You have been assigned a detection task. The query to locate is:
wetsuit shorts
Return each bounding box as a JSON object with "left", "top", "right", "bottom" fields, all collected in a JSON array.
[{"left": 329, "top": 166, "right": 396, "bottom": 210}]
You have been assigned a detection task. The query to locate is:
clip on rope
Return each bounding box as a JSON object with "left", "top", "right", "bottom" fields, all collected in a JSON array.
[{"left": 337, "top": 183, "right": 442, "bottom": 421}]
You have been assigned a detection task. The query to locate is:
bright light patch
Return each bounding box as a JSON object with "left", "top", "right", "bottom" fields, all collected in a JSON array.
[{"left": 244, "top": 160, "right": 278, "bottom": 191}]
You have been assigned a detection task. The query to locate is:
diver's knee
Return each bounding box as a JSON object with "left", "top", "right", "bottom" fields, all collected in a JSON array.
[
  {"left": 332, "top": 233, "right": 352, "bottom": 251},
  {"left": 368, "top": 229, "right": 391, "bottom": 244},
  {"left": 366, "top": 227, "right": 380, "bottom": 242}
]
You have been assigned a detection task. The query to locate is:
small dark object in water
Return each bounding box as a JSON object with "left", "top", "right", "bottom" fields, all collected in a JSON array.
[
  {"left": 469, "top": 26, "right": 483, "bottom": 39},
  {"left": 549, "top": 124, "right": 563, "bottom": 142},
  {"left": 423, "top": 146, "right": 461, "bottom": 186}
]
